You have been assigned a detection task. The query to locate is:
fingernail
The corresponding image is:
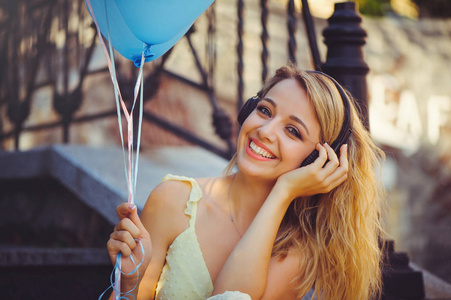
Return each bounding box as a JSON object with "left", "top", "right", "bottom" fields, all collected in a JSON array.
[{"left": 129, "top": 204, "right": 136, "bottom": 210}]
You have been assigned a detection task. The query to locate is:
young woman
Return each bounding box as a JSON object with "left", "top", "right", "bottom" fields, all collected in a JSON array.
[{"left": 107, "top": 65, "right": 385, "bottom": 299}]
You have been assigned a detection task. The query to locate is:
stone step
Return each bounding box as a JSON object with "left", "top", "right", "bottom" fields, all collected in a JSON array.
[{"left": 0, "top": 145, "right": 228, "bottom": 225}]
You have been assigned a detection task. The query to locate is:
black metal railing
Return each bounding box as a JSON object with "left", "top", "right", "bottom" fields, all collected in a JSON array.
[{"left": 0, "top": 0, "right": 369, "bottom": 158}]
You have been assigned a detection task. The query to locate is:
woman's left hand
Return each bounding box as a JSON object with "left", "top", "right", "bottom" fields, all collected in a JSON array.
[{"left": 275, "top": 143, "right": 348, "bottom": 200}]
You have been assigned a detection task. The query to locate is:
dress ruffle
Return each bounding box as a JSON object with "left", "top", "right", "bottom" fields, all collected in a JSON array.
[{"left": 162, "top": 174, "right": 203, "bottom": 222}]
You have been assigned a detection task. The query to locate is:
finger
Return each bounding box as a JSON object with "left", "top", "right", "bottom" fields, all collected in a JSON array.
[
  {"left": 339, "top": 144, "right": 349, "bottom": 170},
  {"left": 116, "top": 204, "right": 149, "bottom": 238},
  {"left": 110, "top": 230, "right": 137, "bottom": 250},
  {"left": 330, "top": 172, "right": 349, "bottom": 191},
  {"left": 325, "top": 144, "right": 349, "bottom": 181},
  {"left": 320, "top": 145, "right": 348, "bottom": 187},
  {"left": 128, "top": 204, "right": 149, "bottom": 238},
  {"left": 312, "top": 143, "right": 328, "bottom": 169},
  {"left": 115, "top": 218, "right": 141, "bottom": 239},
  {"left": 323, "top": 168, "right": 348, "bottom": 190},
  {"left": 322, "top": 143, "right": 340, "bottom": 173},
  {"left": 117, "top": 203, "right": 135, "bottom": 220},
  {"left": 329, "top": 144, "right": 348, "bottom": 177},
  {"left": 107, "top": 239, "right": 132, "bottom": 258}
]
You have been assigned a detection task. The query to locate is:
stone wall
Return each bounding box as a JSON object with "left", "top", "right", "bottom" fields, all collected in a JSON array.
[{"left": 362, "top": 17, "right": 451, "bottom": 283}]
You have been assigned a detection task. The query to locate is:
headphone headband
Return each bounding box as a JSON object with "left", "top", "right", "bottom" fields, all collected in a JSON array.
[{"left": 306, "top": 70, "right": 352, "bottom": 154}]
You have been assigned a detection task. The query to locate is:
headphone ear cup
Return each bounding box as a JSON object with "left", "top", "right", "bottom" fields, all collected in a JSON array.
[
  {"left": 300, "top": 149, "right": 319, "bottom": 167},
  {"left": 237, "top": 97, "right": 259, "bottom": 126}
]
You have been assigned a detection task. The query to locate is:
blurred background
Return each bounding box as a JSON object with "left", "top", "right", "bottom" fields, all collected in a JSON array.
[{"left": 1, "top": 0, "right": 450, "bottom": 299}]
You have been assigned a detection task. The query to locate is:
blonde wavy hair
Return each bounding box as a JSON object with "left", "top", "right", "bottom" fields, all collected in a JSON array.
[{"left": 227, "top": 65, "right": 386, "bottom": 299}]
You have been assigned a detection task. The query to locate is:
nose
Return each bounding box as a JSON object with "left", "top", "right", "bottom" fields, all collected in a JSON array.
[{"left": 257, "top": 119, "right": 278, "bottom": 143}]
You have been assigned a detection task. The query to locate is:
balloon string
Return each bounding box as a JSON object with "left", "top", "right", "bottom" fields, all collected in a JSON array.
[
  {"left": 102, "top": 0, "right": 145, "bottom": 205},
  {"left": 85, "top": 1, "right": 146, "bottom": 299},
  {"left": 105, "top": 40, "right": 144, "bottom": 205},
  {"left": 86, "top": 0, "right": 146, "bottom": 204},
  {"left": 98, "top": 240, "right": 146, "bottom": 300},
  {"left": 134, "top": 71, "right": 144, "bottom": 198},
  {"left": 86, "top": 0, "right": 129, "bottom": 199}
]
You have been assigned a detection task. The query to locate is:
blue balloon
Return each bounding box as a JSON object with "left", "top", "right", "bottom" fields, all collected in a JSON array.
[
  {"left": 114, "top": 0, "right": 215, "bottom": 45},
  {"left": 85, "top": 0, "right": 192, "bottom": 67}
]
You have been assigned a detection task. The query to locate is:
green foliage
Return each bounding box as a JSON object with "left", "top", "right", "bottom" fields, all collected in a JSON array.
[{"left": 355, "top": 0, "right": 393, "bottom": 16}]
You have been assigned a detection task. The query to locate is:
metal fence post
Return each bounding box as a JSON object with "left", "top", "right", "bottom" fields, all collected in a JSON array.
[{"left": 321, "top": 1, "right": 370, "bottom": 130}]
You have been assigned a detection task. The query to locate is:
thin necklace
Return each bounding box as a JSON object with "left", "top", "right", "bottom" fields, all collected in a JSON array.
[{"left": 227, "top": 174, "right": 242, "bottom": 237}]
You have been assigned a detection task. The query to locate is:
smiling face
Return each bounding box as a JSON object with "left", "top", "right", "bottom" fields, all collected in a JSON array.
[{"left": 236, "top": 78, "right": 321, "bottom": 181}]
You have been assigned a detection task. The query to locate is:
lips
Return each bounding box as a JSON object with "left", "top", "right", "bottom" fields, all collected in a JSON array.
[{"left": 247, "top": 138, "right": 276, "bottom": 160}]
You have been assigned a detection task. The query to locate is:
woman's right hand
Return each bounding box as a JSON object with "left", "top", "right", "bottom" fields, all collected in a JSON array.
[
  {"left": 107, "top": 203, "right": 152, "bottom": 284},
  {"left": 274, "top": 143, "right": 348, "bottom": 201}
]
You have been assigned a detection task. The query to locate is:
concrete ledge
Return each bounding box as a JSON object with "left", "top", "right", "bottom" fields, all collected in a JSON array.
[
  {"left": 0, "top": 145, "right": 228, "bottom": 225},
  {"left": 411, "top": 263, "right": 451, "bottom": 299},
  {"left": 0, "top": 247, "right": 110, "bottom": 266}
]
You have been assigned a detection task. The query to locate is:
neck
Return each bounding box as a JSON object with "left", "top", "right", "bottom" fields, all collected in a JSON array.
[{"left": 228, "top": 171, "right": 276, "bottom": 230}]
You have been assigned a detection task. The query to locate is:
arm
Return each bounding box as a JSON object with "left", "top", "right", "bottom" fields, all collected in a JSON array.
[
  {"left": 211, "top": 185, "right": 292, "bottom": 299},
  {"left": 212, "top": 143, "right": 348, "bottom": 299},
  {"left": 107, "top": 180, "right": 192, "bottom": 299}
]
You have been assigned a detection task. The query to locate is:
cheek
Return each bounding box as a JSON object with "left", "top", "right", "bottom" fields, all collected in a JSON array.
[
  {"left": 236, "top": 127, "right": 248, "bottom": 150},
  {"left": 284, "top": 142, "right": 316, "bottom": 166},
  {"left": 237, "top": 115, "right": 258, "bottom": 146}
]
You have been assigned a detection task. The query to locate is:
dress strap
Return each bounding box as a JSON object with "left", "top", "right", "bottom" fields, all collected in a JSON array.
[{"left": 162, "top": 174, "right": 202, "bottom": 228}]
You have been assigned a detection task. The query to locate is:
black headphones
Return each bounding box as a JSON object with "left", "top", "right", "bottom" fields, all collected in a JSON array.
[{"left": 237, "top": 70, "right": 352, "bottom": 167}]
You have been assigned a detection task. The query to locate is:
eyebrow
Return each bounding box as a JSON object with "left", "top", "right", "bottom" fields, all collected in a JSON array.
[
  {"left": 261, "top": 97, "right": 310, "bottom": 136},
  {"left": 261, "top": 97, "right": 277, "bottom": 107},
  {"left": 290, "top": 115, "right": 310, "bottom": 136}
]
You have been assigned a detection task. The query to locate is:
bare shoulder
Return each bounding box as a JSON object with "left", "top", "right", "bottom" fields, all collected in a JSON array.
[
  {"left": 145, "top": 179, "right": 193, "bottom": 210},
  {"left": 140, "top": 179, "right": 194, "bottom": 245},
  {"left": 263, "top": 250, "right": 308, "bottom": 300}
]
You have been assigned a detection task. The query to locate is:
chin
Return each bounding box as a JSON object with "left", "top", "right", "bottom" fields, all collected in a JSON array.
[{"left": 236, "top": 156, "right": 282, "bottom": 181}]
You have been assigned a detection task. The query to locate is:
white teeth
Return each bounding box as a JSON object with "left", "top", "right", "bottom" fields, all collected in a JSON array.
[{"left": 250, "top": 141, "right": 275, "bottom": 159}]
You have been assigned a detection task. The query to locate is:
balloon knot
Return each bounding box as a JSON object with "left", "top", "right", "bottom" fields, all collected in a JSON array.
[{"left": 133, "top": 44, "right": 155, "bottom": 67}]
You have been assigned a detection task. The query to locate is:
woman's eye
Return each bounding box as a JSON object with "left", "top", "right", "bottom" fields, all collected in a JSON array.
[
  {"left": 287, "top": 126, "right": 302, "bottom": 139},
  {"left": 257, "top": 106, "right": 271, "bottom": 117}
]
